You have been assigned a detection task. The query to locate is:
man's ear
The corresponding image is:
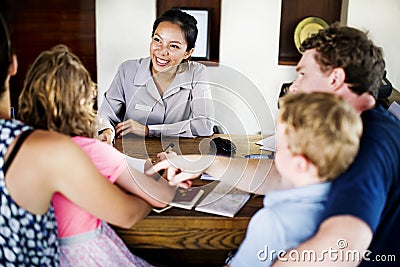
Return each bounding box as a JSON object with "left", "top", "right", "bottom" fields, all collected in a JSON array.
[
  {"left": 183, "top": 48, "right": 194, "bottom": 60},
  {"left": 8, "top": 54, "right": 18, "bottom": 76},
  {"left": 330, "top": 67, "right": 346, "bottom": 91}
]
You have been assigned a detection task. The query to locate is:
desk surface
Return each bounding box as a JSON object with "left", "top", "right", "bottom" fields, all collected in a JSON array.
[
  {"left": 115, "top": 134, "right": 269, "bottom": 160},
  {"left": 113, "top": 134, "right": 268, "bottom": 250}
]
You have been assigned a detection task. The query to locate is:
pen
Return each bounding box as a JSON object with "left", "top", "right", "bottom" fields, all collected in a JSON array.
[
  {"left": 151, "top": 143, "right": 175, "bottom": 164},
  {"left": 163, "top": 143, "right": 175, "bottom": 153},
  {"left": 152, "top": 143, "right": 175, "bottom": 181}
]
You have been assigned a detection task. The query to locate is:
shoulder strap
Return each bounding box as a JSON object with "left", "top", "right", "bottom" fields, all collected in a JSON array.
[{"left": 3, "top": 129, "right": 34, "bottom": 175}]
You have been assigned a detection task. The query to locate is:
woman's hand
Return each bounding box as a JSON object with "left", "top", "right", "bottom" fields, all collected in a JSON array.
[
  {"left": 146, "top": 155, "right": 215, "bottom": 188},
  {"left": 157, "top": 151, "right": 177, "bottom": 161},
  {"left": 147, "top": 156, "right": 194, "bottom": 188},
  {"left": 144, "top": 151, "right": 178, "bottom": 180},
  {"left": 97, "top": 128, "right": 114, "bottom": 145},
  {"left": 116, "top": 119, "right": 149, "bottom": 137}
]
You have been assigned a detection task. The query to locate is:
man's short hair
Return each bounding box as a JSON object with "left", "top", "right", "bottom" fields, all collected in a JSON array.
[{"left": 300, "top": 23, "right": 385, "bottom": 98}]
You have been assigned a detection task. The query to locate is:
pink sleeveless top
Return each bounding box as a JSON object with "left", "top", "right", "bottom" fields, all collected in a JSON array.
[{"left": 52, "top": 136, "right": 126, "bottom": 238}]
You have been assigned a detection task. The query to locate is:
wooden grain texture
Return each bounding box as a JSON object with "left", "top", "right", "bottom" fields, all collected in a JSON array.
[
  {"left": 115, "top": 217, "right": 247, "bottom": 250},
  {"left": 115, "top": 134, "right": 269, "bottom": 159},
  {"left": 115, "top": 196, "right": 263, "bottom": 250}
]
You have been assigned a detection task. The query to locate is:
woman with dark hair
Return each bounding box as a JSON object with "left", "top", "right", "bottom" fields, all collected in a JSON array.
[{"left": 97, "top": 9, "right": 214, "bottom": 144}]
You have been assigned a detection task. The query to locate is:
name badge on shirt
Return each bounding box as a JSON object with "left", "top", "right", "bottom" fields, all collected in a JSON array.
[{"left": 135, "top": 104, "right": 153, "bottom": 112}]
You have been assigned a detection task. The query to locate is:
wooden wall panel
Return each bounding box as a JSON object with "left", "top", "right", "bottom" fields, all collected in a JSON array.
[
  {"left": 279, "top": 0, "right": 342, "bottom": 65},
  {"left": 1, "top": 0, "right": 96, "bottom": 115}
]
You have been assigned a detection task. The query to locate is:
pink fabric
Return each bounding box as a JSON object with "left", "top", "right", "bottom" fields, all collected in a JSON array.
[
  {"left": 60, "top": 222, "right": 153, "bottom": 267},
  {"left": 52, "top": 136, "right": 126, "bottom": 238}
]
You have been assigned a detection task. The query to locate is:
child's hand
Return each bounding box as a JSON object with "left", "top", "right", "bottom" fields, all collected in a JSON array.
[
  {"left": 157, "top": 151, "right": 177, "bottom": 161},
  {"left": 146, "top": 155, "right": 210, "bottom": 188},
  {"left": 97, "top": 128, "right": 114, "bottom": 145},
  {"left": 144, "top": 158, "right": 154, "bottom": 172},
  {"left": 143, "top": 158, "right": 160, "bottom": 180},
  {"left": 144, "top": 152, "right": 178, "bottom": 181}
]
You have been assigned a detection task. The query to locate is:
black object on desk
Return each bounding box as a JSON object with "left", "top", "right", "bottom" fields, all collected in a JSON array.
[{"left": 210, "top": 137, "right": 237, "bottom": 156}]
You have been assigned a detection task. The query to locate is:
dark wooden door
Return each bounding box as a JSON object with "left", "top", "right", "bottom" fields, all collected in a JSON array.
[
  {"left": 279, "top": 0, "right": 343, "bottom": 65},
  {"left": 1, "top": 0, "right": 96, "bottom": 116}
]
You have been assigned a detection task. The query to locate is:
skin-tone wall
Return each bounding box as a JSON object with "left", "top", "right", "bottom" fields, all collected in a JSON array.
[
  {"left": 95, "top": 0, "right": 156, "bottom": 107},
  {"left": 347, "top": 0, "right": 400, "bottom": 90},
  {"left": 96, "top": 0, "right": 400, "bottom": 134}
]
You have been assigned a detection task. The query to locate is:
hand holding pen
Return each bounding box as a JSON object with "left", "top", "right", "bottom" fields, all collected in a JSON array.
[
  {"left": 152, "top": 143, "right": 175, "bottom": 163},
  {"left": 150, "top": 143, "right": 176, "bottom": 180},
  {"left": 163, "top": 143, "right": 175, "bottom": 153}
]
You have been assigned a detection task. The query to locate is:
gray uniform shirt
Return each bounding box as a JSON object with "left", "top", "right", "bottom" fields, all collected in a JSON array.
[{"left": 98, "top": 57, "right": 214, "bottom": 138}]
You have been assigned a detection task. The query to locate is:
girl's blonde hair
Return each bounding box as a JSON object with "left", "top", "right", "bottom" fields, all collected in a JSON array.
[
  {"left": 19, "top": 44, "right": 97, "bottom": 137},
  {"left": 278, "top": 92, "right": 363, "bottom": 181}
]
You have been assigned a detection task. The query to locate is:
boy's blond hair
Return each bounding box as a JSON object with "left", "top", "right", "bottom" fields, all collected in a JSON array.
[{"left": 278, "top": 92, "right": 362, "bottom": 181}]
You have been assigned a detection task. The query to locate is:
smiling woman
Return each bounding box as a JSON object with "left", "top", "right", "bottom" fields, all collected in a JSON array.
[
  {"left": 150, "top": 21, "right": 192, "bottom": 77},
  {"left": 97, "top": 8, "right": 214, "bottom": 144}
]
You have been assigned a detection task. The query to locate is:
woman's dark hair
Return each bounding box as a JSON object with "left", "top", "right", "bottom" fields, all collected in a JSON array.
[
  {"left": 152, "top": 9, "right": 198, "bottom": 51},
  {"left": 0, "top": 13, "right": 11, "bottom": 94}
]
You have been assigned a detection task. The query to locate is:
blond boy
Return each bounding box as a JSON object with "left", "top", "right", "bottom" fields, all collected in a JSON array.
[{"left": 228, "top": 92, "right": 362, "bottom": 266}]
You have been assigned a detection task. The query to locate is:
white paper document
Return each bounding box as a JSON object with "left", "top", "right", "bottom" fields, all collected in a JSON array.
[
  {"left": 195, "top": 182, "right": 250, "bottom": 217},
  {"left": 388, "top": 101, "right": 400, "bottom": 120},
  {"left": 200, "top": 173, "right": 218, "bottom": 181},
  {"left": 125, "top": 156, "right": 147, "bottom": 173},
  {"left": 256, "top": 135, "right": 276, "bottom": 152}
]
